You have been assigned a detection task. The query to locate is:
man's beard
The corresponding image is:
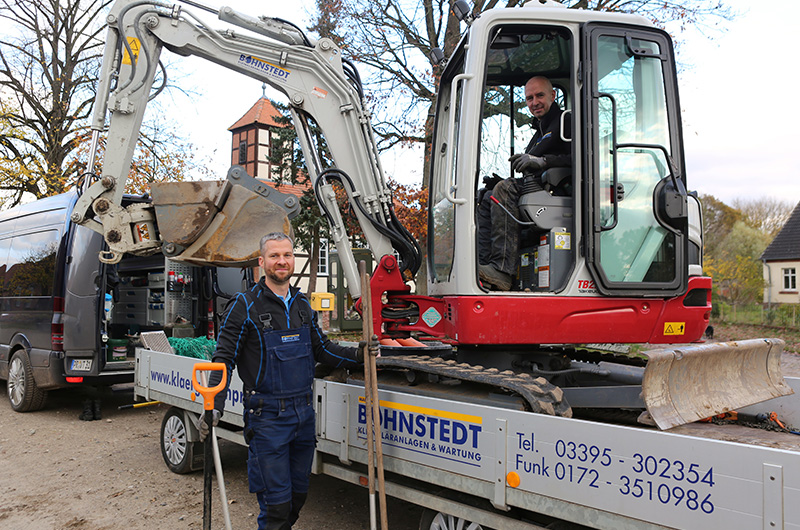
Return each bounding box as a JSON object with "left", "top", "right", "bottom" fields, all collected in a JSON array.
[{"left": 267, "top": 269, "right": 291, "bottom": 284}]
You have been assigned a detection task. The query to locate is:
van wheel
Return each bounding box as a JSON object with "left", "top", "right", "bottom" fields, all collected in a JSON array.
[
  {"left": 161, "top": 407, "right": 202, "bottom": 474},
  {"left": 419, "top": 509, "right": 486, "bottom": 530},
  {"left": 7, "top": 350, "right": 48, "bottom": 412}
]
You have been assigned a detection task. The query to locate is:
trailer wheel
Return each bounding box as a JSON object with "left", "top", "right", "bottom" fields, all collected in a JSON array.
[
  {"left": 7, "top": 350, "right": 48, "bottom": 412},
  {"left": 161, "top": 407, "right": 202, "bottom": 474},
  {"left": 419, "top": 509, "right": 486, "bottom": 530}
]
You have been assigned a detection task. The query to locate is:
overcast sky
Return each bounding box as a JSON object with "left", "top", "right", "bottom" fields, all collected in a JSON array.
[
  {"left": 134, "top": 0, "right": 800, "bottom": 207},
  {"left": 678, "top": 0, "right": 800, "bottom": 205}
]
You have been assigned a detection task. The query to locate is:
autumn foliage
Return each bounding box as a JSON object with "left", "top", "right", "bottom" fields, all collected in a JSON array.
[
  {"left": 331, "top": 177, "right": 427, "bottom": 247},
  {"left": 389, "top": 178, "right": 428, "bottom": 243}
]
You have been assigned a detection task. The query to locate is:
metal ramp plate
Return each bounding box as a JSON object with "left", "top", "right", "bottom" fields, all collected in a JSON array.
[{"left": 140, "top": 331, "right": 174, "bottom": 354}]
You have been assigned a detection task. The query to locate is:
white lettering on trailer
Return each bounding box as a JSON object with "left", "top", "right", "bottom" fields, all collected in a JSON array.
[{"left": 149, "top": 368, "right": 243, "bottom": 408}]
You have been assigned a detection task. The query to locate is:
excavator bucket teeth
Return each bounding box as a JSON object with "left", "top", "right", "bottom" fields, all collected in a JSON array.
[
  {"left": 150, "top": 181, "right": 294, "bottom": 267},
  {"left": 641, "top": 338, "right": 793, "bottom": 430}
]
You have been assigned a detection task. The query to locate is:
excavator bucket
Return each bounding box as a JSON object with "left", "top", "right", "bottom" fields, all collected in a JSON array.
[
  {"left": 150, "top": 169, "right": 298, "bottom": 267},
  {"left": 641, "top": 338, "right": 793, "bottom": 430}
]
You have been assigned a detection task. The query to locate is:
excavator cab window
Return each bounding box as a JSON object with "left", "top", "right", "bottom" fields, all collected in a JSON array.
[
  {"left": 477, "top": 25, "right": 574, "bottom": 292},
  {"left": 429, "top": 47, "right": 466, "bottom": 284}
]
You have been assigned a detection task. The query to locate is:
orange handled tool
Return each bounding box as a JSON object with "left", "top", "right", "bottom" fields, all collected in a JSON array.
[
  {"left": 191, "top": 362, "right": 229, "bottom": 530},
  {"left": 192, "top": 362, "right": 228, "bottom": 410}
]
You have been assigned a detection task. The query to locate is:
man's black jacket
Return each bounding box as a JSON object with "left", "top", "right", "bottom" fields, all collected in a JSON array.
[
  {"left": 210, "top": 277, "right": 360, "bottom": 411},
  {"left": 525, "top": 103, "right": 571, "bottom": 168}
]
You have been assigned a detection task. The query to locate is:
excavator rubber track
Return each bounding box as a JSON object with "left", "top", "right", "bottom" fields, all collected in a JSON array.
[
  {"left": 376, "top": 354, "right": 572, "bottom": 418},
  {"left": 375, "top": 339, "right": 793, "bottom": 430}
]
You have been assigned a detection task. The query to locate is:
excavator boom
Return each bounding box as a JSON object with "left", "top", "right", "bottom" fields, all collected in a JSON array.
[{"left": 76, "top": 0, "right": 416, "bottom": 282}]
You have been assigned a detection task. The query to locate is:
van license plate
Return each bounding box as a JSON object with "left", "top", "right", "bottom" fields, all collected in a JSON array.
[{"left": 71, "top": 359, "right": 92, "bottom": 371}]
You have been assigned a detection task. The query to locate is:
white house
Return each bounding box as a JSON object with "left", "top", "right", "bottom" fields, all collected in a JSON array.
[{"left": 762, "top": 202, "right": 800, "bottom": 306}]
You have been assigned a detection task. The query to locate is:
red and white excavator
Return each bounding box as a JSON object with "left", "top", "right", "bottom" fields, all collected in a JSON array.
[{"left": 76, "top": 0, "right": 791, "bottom": 429}]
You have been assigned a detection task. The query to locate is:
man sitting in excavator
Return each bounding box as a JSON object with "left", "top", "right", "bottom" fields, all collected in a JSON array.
[{"left": 478, "top": 75, "right": 572, "bottom": 291}]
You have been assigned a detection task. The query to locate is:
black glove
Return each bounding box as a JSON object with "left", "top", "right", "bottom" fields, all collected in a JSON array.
[
  {"left": 509, "top": 153, "right": 546, "bottom": 174},
  {"left": 356, "top": 342, "right": 366, "bottom": 364},
  {"left": 356, "top": 336, "right": 381, "bottom": 364},
  {"left": 197, "top": 409, "right": 221, "bottom": 442},
  {"left": 369, "top": 338, "right": 381, "bottom": 359},
  {"left": 482, "top": 173, "right": 503, "bottom": 191}
]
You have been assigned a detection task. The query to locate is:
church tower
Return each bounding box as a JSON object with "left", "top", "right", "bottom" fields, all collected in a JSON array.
[{"left": 228, "top": 95, "right": 283, "bottom": 178}]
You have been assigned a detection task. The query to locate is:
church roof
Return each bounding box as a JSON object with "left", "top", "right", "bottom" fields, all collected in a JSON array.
[{"left": 228, "top": 97, "right": 283, "bottom": 131}]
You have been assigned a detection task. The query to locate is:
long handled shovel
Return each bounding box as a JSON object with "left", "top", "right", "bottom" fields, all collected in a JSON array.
[
  {"left": 192, "top": 362, "right": 232, "bottom": 530},
  {"left": 360, "top": 261, "right": 389, "bottom": 530}
]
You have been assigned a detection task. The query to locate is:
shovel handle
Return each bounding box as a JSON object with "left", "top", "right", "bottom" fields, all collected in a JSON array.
[{"left": 192, "top": 362, "right": 228, "bottom": 411}]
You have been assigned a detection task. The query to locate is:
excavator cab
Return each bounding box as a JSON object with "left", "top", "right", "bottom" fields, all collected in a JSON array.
[
  {"left": 430, "top": 14, "right": 692, "bottom": 300},
  {"left": 423, "top": 6, "right": 791, "bottom": 428},
  {"left": 479, "top": 25, "right": 576, "bottom": 293},
  {"left": 429, "top": 11, "right": 698, "bottom": 309}
]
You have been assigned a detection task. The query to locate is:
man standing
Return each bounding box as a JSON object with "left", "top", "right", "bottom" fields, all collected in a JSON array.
[
  {"left": 203, "top": 232, "right": 362, "bottom": 529},
  {"left": 478, "top": 76, "right": 571, "bottom": 290}
]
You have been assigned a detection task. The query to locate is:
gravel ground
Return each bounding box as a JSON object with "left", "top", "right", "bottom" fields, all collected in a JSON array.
[{"left": 0, "top": 383, "right": 424, "bottom": 530}]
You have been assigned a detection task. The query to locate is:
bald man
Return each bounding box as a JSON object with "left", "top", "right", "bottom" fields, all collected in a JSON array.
[{"left": 478, "top": 76, "right": 571, "bottom": 290}]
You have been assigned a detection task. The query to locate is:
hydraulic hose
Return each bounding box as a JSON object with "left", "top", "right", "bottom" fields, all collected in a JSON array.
[{"left": 315, "top": 168, "right": 420, "bottom": 275}]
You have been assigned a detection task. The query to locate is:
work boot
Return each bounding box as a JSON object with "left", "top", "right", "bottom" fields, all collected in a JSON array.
[
  {"left": 92, "top": 399, "right": 102, "bottom": 420},
  {"left": 478, "top": 264, "right": 512, "bottom": 291},
  {"left": 264, "top": 501, "right": 291, "bottom": 530},
  {"left": 78, "top": 399, "right": 95, "bottom": 421},
  {"left": 287, "top": 492, "right": 307, "bottom": 528}
]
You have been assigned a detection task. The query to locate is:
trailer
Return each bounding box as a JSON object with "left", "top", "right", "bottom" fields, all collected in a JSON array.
[{"left": 136, "top": 346, "right": 800, "bottom": 529}]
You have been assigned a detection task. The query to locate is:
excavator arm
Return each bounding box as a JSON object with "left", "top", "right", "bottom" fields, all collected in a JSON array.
[{"left": 76, "top": 0, "right": 419, "bottom": 294}]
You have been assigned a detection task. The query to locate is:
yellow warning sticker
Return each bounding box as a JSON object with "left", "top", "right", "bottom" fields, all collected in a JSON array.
[
  {"left": 122, "top": 37, "right": 141, "bottom": 65},
  {"left": 663, "top": 322, "right": 685, "bottom": 336},
  {"left": 554, "top": 232, "right": 571, "bottom": 250}
]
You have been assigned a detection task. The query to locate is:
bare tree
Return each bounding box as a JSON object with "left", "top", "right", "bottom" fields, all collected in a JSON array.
[
  {"left": 310, "top": 0, "right": 734, "bottom": 174},
  {"left": 0, "top": 0, "right": 112, "bottom": 206},
  {"left": 0, "top": 0, "right": 205, "bottom": 207},
  {"left": 732, "top": 197, "right": 795, "bottom": 240}
]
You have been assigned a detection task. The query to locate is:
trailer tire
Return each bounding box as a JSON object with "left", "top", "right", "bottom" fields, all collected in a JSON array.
[
  {"left": 7, "top": 350, "right": 48, "bottom": 412},
  {"left": 419, "top": 509, "right": 487, "bottom": 530},
  {"left": 161, "top": 407, "right": 203, "bottom": 474}
]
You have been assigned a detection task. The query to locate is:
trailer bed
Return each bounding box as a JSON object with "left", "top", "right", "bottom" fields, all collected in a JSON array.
[{"left": 135, "top": 347, "right": 800, "bottom": 529}]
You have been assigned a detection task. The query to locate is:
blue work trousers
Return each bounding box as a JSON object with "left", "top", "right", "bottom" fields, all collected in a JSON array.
[{"left": 244, "top": 392, "right": 316, "bottom": 529}]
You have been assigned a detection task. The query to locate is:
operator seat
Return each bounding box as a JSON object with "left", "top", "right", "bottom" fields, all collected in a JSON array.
[{"left": 518, "top": 168, "right": 573, "bottom": 231}]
